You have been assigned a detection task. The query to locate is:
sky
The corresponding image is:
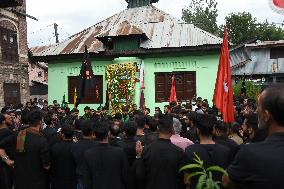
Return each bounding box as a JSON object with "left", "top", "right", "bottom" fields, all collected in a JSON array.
[{"left": 26, "top": 0, "right": 284, "bottom": 47}]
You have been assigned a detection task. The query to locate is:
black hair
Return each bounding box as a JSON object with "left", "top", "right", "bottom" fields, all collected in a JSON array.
[
  {"left": 215, "top": 120, "right": 228, "bottom": 133},
  {"left": 44, "top": 115, "right": 52, "bottom": 125},
  {"left": 262, "top": 85, "right": 284, "bottom": 126},
  {"left": 61, "top": 124, "right": 74, "bottom": 139},
  {"left": 110, "top": 124, "right": 120, "bottom": 137},
  {"left": 158, "top": 115, "right": 173, "bottom": 134},
  {"left": 146, "top": 108, "right": 150, "bottom": 113},
  {"left": 136, "top": 115, "right": 146, "bottom": 129},
  {"left": 28, "top": 110, "right": 43, "bottom": 126},
  {"left": 0, "top": 114, "right": 5, "bottom": 124},
  {"left": 124, "top": 121, "right": 137, "bottom": 137},
  {"left": 95, "top": 122, "right": 110, "bottom": 141},
  {"left": 196, "top": 114, "right": 214, "bottom": 137},
  {"left": 81, "top": 120, "right": 94, "bottom": 136},
  {"left": 246, "top": 112, "right": 258, "bottom": 131},
  {"left": 114, "top": 112, "right": 122, "bottom": 120},
  {"left": 149, "top": 119, "right": 158, "bottom": 132}
]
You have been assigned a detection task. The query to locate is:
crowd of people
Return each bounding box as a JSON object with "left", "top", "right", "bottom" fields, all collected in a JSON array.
[{"left": 0, "top": 84, "right": 283, "bottom": 189}]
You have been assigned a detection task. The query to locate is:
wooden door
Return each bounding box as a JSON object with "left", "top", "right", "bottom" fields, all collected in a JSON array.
[{"left": 4, "top": 83, "right": 21, "bottom": 106}]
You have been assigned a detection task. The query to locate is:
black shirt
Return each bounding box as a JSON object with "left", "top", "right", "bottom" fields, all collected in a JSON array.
[
  {"left": 136, "top": 138, "right": 185, "bottom": 189},
  {"left": 0, "top": 130, "right": 50, "bottom": 189},
  {"left": 43, "top": 126, "right": 57, "bottom": 144},
  {"left": 184, "top": 144, "right": 230, "bottom": 188},
  {"left": 71, "top": 138, "right": 97, "bottom": 180},
  {"left": 144, "top": 131, "right": 159, "bottom": 146},
  {"left": 82, "top": 143, "right": 129, "bottom": 189},
  {"left": 50, "top": 140, "right": 77, "bottom": 189},
  {"left": 227, "top": 132, "right": 284, "bottom": 189},
  {"left": 109, "top": 137, "right": 122, "bottom": 147},
  {"left": 214, "top": 135, "right": 239, "bottom": 162}
]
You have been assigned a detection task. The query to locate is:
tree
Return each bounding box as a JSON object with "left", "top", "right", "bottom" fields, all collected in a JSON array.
[
  {"left": 182, "top": 0, "right": 219, "bottom": 35},
  {"left": 222, "top": 12, "right": 284, "bottom": 45},
  {"left": 221, "top": 12, "right": 258, "bottom": 45}
]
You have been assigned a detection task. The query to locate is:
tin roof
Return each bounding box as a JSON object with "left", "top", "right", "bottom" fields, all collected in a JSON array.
[
  {"left": 245, "top": 40, "right": 284, "bottom": 48},
  {"left": 31, "top": 5, "right": 222, "bottom": 57}
]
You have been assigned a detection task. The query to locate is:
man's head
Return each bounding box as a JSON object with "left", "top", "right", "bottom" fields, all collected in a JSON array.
[
  {"left": 155, "top": 107, "right": 161, "bottom": 114},
  {"left": 61, "top": 124, "right": 74, "bottom": 139},
  {"left": 257, "top": 85, "right": 284, "bottom": 131},
  {"left": 164, "top": 105, "right": 171, "bottom": 114},
  {"left": 122, "top": 106, "right": 128, "bottom": 116},
  {"left": 81, "top": 120, "right": 94, "bottom": 137},
  {"left": 44, "top": 115, "right": 52, "bottom": 126},
  {"left": 172, "top": 117, "right": 182, "bottom": 135},
  {"left": 53, "top": 100, "right": 58, "bottom": 106},
  {"left": 136, "top": 115, "right": 146, "bottom": 130},
  {"left": 214, "top": 120, "right": 228, "bottom": 137},
  {"left": 84, "top": 106, "right": 91, "bottom": 115},
  {"left": 123, "top": 121, "right": 137, "bottom": 138},
  {"left": 157, "top": 115, "right": 174, "bottom": 135},
  {"left": 110, "top": 124, "right": 120, "bottom": 137},
  {"left": 242, "top": 112, "right": 258, "bottom": 139},
  {"left": 196, "top": 114, "right": 215, "bottom": 138},
  {"left": 28, "top": 110, "right": 43, "bottom": 128},
  {"left": 145, "top": 108, "right": 150, "bottom": 115},
  {"left": 70, "top": 108, "right": 79, "bottom": 119},
  {"left": 133, "top": 104, "right": 137, "bottom": 111},
  {"left": 3, "top": 113, "right": 13, "bottom": 126},
  {"left": 95, "top": 122, "right": 110, "bottom": 141}
]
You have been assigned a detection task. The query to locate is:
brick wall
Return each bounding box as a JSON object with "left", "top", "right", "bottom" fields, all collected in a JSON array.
[{"left": 0, "top": 0, "right": 30, "bottom": 107}]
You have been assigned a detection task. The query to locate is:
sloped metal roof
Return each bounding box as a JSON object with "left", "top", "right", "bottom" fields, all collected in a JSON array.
[
  {"left": 245, "top": 40, "right": 284, "bottom": 48},
  {"left": 31, "top": 5, "right": 222, "bottom": 57}
]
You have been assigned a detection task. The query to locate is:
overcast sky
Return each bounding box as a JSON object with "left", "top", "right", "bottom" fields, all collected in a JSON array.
[{"left": 26, "top": 0, "right": 284, "bottom": 47}]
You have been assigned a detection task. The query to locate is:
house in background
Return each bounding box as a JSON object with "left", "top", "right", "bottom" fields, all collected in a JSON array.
[
  {"left": 28, "top": 61, "right": 48, "bottom": 100},
  {"left": 230, "top": 40, "right": 284, "bottom": 85},
  {"left": 31, "top": 0, "right": 223, "bottom": 113},
  {"left": 0, "top": 0, "right": 30, "bottom": 107}
]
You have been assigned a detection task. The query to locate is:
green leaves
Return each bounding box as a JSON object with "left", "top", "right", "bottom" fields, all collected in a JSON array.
[
  {"left": 206, "top": 166, "right": 228, "bottom": 176},
  {"left": 180, "top": 153, "right": 226, "bottom": 189},
  {"left": 180, "top": 163, "right": 202, "bottom": 171},
  {"left": 182, "top": 0, "right": 219, "bottom": 35}
]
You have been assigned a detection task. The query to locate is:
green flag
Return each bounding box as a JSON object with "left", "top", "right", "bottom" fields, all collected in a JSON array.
[{"left": 61, "top": 93, "right": 66, "bottom": 108}]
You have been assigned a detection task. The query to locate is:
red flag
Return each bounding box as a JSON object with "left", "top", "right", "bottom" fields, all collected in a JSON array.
[
  {"left": 273, "top": 0, "right": 284, "bottom": 9},
  {"left": 170, "top": 76, "right": 177, "bottom": 103},
  {"left": 140, "top": 90, "right": 145, "bottom": 110},
  {"left": 213, "top": 28, "right": 235, "bottom": 123}
]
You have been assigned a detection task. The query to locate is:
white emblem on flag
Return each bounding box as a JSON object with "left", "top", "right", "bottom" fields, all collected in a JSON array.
[{"left": 223, "top": 82, "right": 229, "bottom": 93}]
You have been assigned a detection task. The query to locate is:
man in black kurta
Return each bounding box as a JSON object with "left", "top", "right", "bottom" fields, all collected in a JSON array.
[
  {"left": 82, "top": 121, "right": 129, "bottom": 189},
  {"left": 0, "top": 113, "right": 14, "bottom": 189},
  {"left": 71, "top": 120, "right": 97, "bottom": 188},
  {"left": 0, "top": 110, "right": 50, "bottom": 189},
  {"left": 136, "top": 115, "right": 185, "bottom": 189},
  {"left": 50, "top": 125, "right": 77, "bottom": 189}
]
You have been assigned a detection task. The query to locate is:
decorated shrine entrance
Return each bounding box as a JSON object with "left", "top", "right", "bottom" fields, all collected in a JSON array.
[{"left": 106, "top": 62, "right": 137, "bottom": 115}]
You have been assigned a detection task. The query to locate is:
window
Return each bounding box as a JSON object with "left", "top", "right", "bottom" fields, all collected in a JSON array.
[
  {"left": 68, "top": 76, "right": 103, "bottom": 104},
  {"left": 270, "top": 47, "right": 284, "bottom": 59},
  {"left": 155, "top": 72, "right": 196, "bottom": 102},
  {"left": 0, "top": 27, "right": 18, "bottom": 64}
]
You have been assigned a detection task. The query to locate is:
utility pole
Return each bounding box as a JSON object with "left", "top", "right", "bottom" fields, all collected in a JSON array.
[{"left": 54, "top": 23, "right": 59, "bottom": 43}]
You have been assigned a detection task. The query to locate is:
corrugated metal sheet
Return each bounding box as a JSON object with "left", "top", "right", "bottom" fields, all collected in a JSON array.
[
  {"left": 230, "top": 43, "right": 284, "bottom": 75},
  {"left": 245, "top": 40, "right": 284, "bottom": 48},
  {"left": 30, "top": 5, "right": 222, "bottom": 57}
]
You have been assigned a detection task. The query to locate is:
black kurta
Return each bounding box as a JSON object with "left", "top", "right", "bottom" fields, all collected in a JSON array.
[
  {"left": 82, "top": 143, "right": 129, "bottom": 189},
  {"left": 0, "top": 130, "right": 50, "bottom": 189},
  {"left": 136, "top": 138, "right": 185, "bottom": 189},
  {"left": 71, "top": 138, "right": 97, "bottom": 181},
  {"left": 50, "top": 140, "right": 77, "bottom": 189},
  {"left": 0, "top": 127, "right": 14, "bottom": 189}
]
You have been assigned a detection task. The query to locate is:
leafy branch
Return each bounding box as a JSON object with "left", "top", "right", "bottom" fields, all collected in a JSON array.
[{"left": 180, "top": 153, "right": 227, "bottom": 189}]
